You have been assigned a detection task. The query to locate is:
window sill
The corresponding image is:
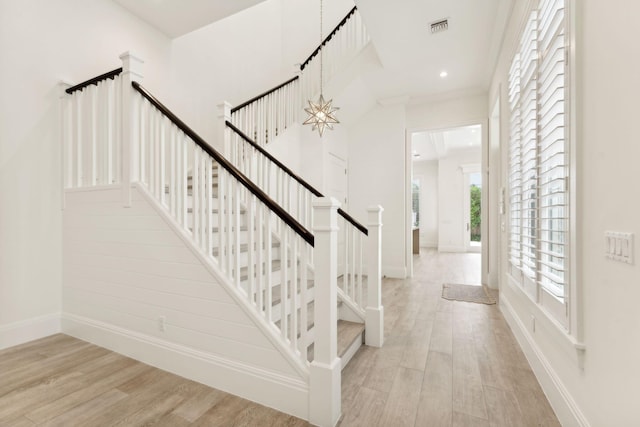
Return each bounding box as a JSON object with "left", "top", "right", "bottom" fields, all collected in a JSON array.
[{"left": 504, "top": 273, "right": 585, "bottom": 368}]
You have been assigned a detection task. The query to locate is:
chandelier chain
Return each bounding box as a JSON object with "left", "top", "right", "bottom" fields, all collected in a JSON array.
[{"left": 320, "top": 0, "right": 323, "bottom": 95}]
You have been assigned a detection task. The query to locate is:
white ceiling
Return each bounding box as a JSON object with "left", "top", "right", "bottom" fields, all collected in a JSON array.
[
  {"left": 112, "top": 0, "right": 513, "bottom": 106},
  {"left": 112, "top": 0, "right": 268, "bottom": 38},
  {"left": 412, "top": 124, "right": 481, "bottom": 161},
  {"left": 355, "top": 0, "right": 513, "bottom": 102}
]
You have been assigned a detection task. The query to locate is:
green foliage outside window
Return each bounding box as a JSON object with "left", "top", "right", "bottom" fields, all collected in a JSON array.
[{"left": 470, "top": 184, "right": 481, "bottom": 241}]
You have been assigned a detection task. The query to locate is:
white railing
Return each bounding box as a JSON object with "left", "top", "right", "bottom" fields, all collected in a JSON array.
[
  {"left": 60, "top": 53, "right": 323, "bottom": 373},
  {"left": 60, "top": 70, "right": 123, "bottom": 189},
  {"left": 230, "top": 6, "right": 370, "bottom": 147},
  {"left": 225, "top": 120, "right": 316, "bottom": 231},
  {"left": 132, "top": 82, "right": 319, "bottom": 369},
  {"left": 59, "top": 50, "right": 379, "bottom": 426},
  {"left": 222, "top": 111, "right": 384, "bottom": 348},
  {"left": 231, "top": 76, "right": 301, "bottom": 148},
  {"left": 299, "top": 6, "right": 370, "bottom": 107}
]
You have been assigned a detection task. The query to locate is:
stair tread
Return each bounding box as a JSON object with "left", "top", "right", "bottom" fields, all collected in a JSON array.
[{"left": 337, "top": 320, "right": 365, "bottom": 358}]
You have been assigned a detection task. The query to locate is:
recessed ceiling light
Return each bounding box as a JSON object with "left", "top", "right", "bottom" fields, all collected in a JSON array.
[{"left": 440, "top": 71, "right": 448, "bottom": 78}]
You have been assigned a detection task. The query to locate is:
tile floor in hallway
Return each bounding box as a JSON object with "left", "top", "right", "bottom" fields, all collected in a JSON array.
[{"left": 338, "top": 249, "right": 560, "bottom": 427}]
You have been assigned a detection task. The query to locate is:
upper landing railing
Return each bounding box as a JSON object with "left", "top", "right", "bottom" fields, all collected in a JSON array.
[{"left": 229, "top": 6, "right": 369, "bottom": 147}]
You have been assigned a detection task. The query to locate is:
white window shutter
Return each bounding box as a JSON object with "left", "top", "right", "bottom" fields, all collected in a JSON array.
[
  {"left": 508, "top": 53, "right": 522, "bottom": 270},
  {"left": 537, "top": 0, "right": 567, "bottom": 302}
]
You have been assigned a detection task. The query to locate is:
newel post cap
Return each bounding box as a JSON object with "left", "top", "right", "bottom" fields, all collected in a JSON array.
[
  {"left": 217, "top": 101, "right": 232, "bottom": 120},
  {"left": 119, "top": 51, "right": 144, "bottom": 79},
  {"left": 367, "top": 205, "right": 384, "bottom": 226},
  {"left": 313, "top": 197, "right": 341, "bottom": 209},
  {"left": 58, "top": 80, "right": 74, "bottom": 98}
]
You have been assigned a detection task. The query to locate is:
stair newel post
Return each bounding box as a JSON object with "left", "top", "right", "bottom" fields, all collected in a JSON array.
[
  {"left": 310, "top": 197, "right": 341, "bottom": 427},
  {"left": 366, "top": 205, "right": 384, "bottom": 347},
  {"left": 119, "top": 51, "right": 144, "bottom": 207},
  {"left": 217, "top": 102, "right": 232, "bottom": 159}
]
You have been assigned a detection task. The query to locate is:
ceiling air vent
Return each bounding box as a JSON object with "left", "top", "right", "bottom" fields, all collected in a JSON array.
[{"left": 430, "top": 19, "right": 449, "bottom": 34}]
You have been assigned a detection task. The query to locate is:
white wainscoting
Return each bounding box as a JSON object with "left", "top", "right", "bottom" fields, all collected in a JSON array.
[
  {"left": 62, "top": 185, "right": 308, "bottom": 419},
  {"left": 0, "top": 313, "right": 61, "bottom": 350}
]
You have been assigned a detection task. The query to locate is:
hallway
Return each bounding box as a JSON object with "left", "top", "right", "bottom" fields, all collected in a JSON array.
[{"left": 338, "top": 249, "right": 560, "bottom": 426}]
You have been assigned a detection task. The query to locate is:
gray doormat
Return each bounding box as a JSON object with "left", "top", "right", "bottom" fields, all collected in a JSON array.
[{"left": 442, "top": 283, "right": 497, "bottom": 305}]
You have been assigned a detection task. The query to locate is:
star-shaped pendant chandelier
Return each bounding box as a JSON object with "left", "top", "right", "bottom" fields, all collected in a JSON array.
[
  {"left": 303, "top": 94, "right": 339, "bottom": 137},
  {"left": 303, "top": 0, "right": 339, "bottom": 137}
]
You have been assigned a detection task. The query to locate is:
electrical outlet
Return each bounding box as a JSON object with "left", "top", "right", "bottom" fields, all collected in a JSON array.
[{"left": 158, "top": 316, "right": 166, "bottom": 332}]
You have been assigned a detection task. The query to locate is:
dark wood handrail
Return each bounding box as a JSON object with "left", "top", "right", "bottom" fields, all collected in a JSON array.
[
  {"left": 226, "top": 121, "right": 322, "bottom": 197},
  {"left": 230, "top": 5, "right": 360, "bottom": 112},
  {"left": 66, "top": 68, "right": 123, "bottom": 94},
  {"left": 300, "top": 6, "right": 358, "bottom": 71},
  {"left": 132, "top": 82, "right": 314, "bottom": 247},
  {"left": 231, "top": 76, "right": 299, "bottom": 114},
  {"left": 225, "top": 121, "right": 368, "bottom": 236}
]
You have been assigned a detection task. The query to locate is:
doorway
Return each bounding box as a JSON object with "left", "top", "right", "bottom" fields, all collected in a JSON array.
[{"left": 408, "top": 123, "right": 484, "bottom": 283}]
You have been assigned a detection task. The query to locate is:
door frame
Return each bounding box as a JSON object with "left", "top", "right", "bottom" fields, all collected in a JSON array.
[{"left": 406, "top": 120, "right": 488, "bottom": 285}]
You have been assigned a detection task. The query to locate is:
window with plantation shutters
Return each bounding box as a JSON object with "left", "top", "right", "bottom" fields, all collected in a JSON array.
[
  {"left": 508, "top": 0, "right": 568, "bottom": 327},
  {"left": 508, "top": 54, "right": 522, "bottom": 271}
]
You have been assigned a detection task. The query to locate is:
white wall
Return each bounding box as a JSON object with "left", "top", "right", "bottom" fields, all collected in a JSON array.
[
  {"left": 489, "top": 1, "right": 640, "bottom": 425},
  {"left": 62, "top": 186, "right": 307, "bottom": 418},
  {"left": 170, "top": 1, "right": 288, "bottom": 150},
  {"left": 412, "top": 160, "right": 438, "bottom": 247},
  {"left": 0, "top": 0, "right": 171, "bottom": 348},
  {"left": 437, "top": 150, "right": 481, "bottom": 252},
  {"left": 348, "top": 103, "right": 406, "bottom": 277}
]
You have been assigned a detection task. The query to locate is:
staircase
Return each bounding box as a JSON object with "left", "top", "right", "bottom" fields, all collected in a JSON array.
[
  {"left": 182, "top": 161, "right": 368, "bottom": 369},
  {"left": 58, "top": 7, "right": 378, "bottom": 427}
]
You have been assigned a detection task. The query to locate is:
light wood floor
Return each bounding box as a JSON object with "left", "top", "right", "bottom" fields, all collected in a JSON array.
[
  {"left": 338, "top": 249, "right": 560, "bottom": 427},
  {"left": 0, "top": 250, "right": 559, "bottom": 426}
]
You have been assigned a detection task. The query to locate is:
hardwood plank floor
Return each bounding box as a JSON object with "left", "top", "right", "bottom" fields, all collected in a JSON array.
[
  {"left": 0, "top": 250, "right": 559, "bottom": 426},
  {"left": 338, "top": 249, "right": 561, "bottom": 427}
]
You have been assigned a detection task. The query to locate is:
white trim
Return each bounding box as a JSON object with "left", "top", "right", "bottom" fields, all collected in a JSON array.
[
  {"left": 382, "top": 265, "right": 406, "bottom": 278},
  {"left": 61, "top": 313, "right": 309, "bottom": 420},
  {"left": 339, "top": 331, "right": 363, "bottom": 370},
  {"left": 337, "top": 289, "right": 366, "bottom": 322},
  {"left": 506, "top": 273, "right": 585, "bottom": 354},
  {"left": 500, "top": 294, "right": 590, "bottom": 427},
  {"left": 0, "top": 313, "right": 61, "bottom": 350}
]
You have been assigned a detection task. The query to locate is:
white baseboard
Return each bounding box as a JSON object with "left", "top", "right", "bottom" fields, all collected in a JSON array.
[
  {"left": 0, "top": 313, "right": 61, "bottom": 350},
  {"left": 61, "top": 313, "right": 309, "bottom": 420},
  {"left": 383, "top": 265, "right": 406, "bottom": 278},
  {"left": 500, "top": 296, "right": 590, "bottom": 427}
]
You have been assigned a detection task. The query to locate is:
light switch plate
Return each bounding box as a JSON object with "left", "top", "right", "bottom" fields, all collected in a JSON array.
[{"left": 605, "top": 231, "right": 634, "bottom": 264}]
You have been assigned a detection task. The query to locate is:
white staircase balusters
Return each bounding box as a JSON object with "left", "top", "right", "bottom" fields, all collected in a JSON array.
[
  {"left": 299, "top": 7, "right": 369, "bottom": 110},
  {"left": 130, "top": 80, "right": 321, "bottom": 371},
  {"left": 223, "top": 119, "right": 380, "bottom": 334},
  {"left": 60, "top": 44, "right": 378, "bottom": 423},
  {"left": 60, "top": 70, "right": 123, "bottom": 192},
  {"left": 230, "top": 7, "right": 370, "bottom": 149}
]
